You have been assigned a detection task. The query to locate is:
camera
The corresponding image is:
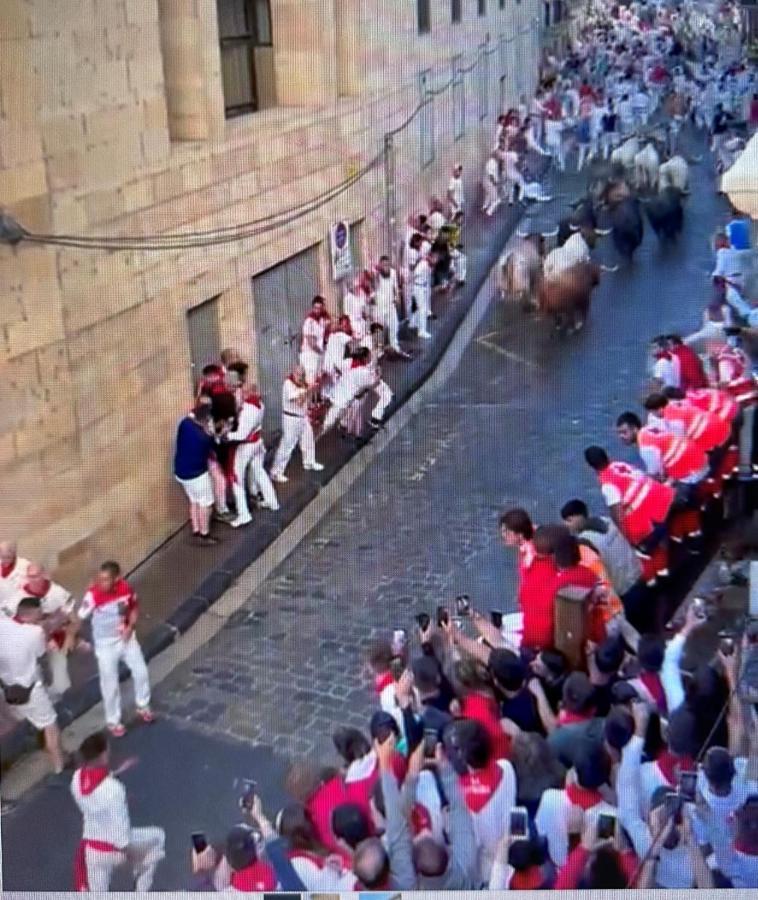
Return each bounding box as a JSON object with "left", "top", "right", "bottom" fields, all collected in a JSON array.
[
  {"left": 490, "top": 610, "right": 504, "bottom": 629},
  {"left": 191, "top": 832, "right": 208, "bottom": 854},
  {"left": 436, "top": 605, "right": 450, "bottom": 627},
  {"left": 691, "top": 597, "right": 707, "bottom": 620},
  {"left": 509, "top": 807, "right": 529, "bottom": 837},
  {"left": 678, "top": 771, "right": 697, "bottom": 803},
  {"left": 239, "top": 779, "right": 257, "bottom": 811},
  {"left": 416, "top": 612, "right": 431, "bottom": 632},
  {"left": 423, "top": 729, "right": 438, "bottom": 759},
  {"left": 597, "top": 812, "right": 617, "bottom": 840},
  {"left": 720, "top": 636, "right": 735, "bottom": 656}
]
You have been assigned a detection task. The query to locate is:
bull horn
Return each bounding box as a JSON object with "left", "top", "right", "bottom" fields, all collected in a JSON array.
[
  {"left": 541, "top": 227, "right": 559, "bottom": 238},
  {"left": 600, "top": 264, "right": 619, "bottom": 272},
  {"left": 595, "top": 227, "right": 613, "bottom": 236}
]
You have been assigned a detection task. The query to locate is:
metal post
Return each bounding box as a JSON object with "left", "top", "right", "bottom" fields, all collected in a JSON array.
[{"left": 383, "top": 133, "right": 397, "bottom": 266}]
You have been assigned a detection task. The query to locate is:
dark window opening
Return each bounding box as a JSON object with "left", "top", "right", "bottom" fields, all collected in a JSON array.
[
  {"left": 217, "top": 0, "right": 273, "bottom": 117},
  {"left": 418, "top": 0, "right": 431, "bottom": 32},
  {"left": 478, "top": 0, "right": 487, "bottom": 14},
  {"left": 452, "top": 0, "right": 463, "bottom": 22}
]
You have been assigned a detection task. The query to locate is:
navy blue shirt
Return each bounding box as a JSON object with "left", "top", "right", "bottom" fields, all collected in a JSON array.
[{"left": 173, "top": 416, "right": 216, "bottom": 480}]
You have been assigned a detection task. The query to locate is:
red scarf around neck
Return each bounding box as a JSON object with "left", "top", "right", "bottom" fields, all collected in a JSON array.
[
  {"left": 656, "top": 750, "right": 695, "bottom": 786},
  {"left": 459, "top": 760, "right": 504, "bottom": 814},
  {"left": 566, "top": 782, "right": 605, "bottom": 810},
  {"left": 639, "top": 671, "right": 667, "bottom": 714}
]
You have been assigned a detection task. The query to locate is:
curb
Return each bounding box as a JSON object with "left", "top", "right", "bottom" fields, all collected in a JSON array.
[{"left": 0, "top": 191, "right": 536, "bottom": 771}]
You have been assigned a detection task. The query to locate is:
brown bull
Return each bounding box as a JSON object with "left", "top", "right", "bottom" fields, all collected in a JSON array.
[{"left": 537, "top": 261, "right": 601, "bottom": 334}]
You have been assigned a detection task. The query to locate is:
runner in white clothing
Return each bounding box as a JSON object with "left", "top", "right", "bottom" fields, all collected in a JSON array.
[
  {"left": 225, "top": 380, "right": 279, "bottom": 526},
  {"left": 299, "top": 296, "right": 331, "bottom": 387},
  {"left": 374, "top": 256, "right": 409, "bottom": 357},
  {"left": 0, "top": 598, "right": 65, "bottom": 773},
  {"left": 482, "top": 153, "right": 501, "bottom": 216},
  {"left": 76, "top": 562, "right": 153, "bottom": 737},
  {"left": 270, "top": 366, "right": 323, "bottom": 481},
  {"left": 321, "top": 348, "right": 390, "bottom": 432},
  {"left": 5, "top": 563, "right": 80, "bottom": 697},
  {"left": 447, "top": 164, "right": 464, "bottom": 216},
  {"left": 71, "top": 730, "right": 165, "bottom": 891},
  {"left": 343, "top": 275, "right": 370, "bottom": 340},
  {"left": 411, "top": 251, "right": 436, "bottom": 340}
]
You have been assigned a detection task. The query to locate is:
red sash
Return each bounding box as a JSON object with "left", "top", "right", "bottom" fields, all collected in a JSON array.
[
  {"left": 639, "top": 671, "right": 667, "bottom": 714},
  {"left": 74, "top": 839, "right": 122, "bottom": 891},
  {"left": 656, "top": 750, "right": 694, "bottom": 786}
]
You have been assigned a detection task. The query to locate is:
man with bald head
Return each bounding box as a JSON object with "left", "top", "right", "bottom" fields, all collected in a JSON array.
[
  {"left": 5, "top": 563, "right": 79, "bottom": 697},
  {"left": 0, "top": 540, "right": 30, "bottom": 606}
]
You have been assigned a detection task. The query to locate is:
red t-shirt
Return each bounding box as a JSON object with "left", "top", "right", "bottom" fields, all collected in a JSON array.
[
  {"left": 555, "top": 845, "right": 637, "bottom": 889},
  {"left": 553, "top": 564, "right": 597, "bottom": 595},
  {"left": 306, "top": 774, "right": 349, "bottom": 854},
  {"left": 460, "top": 692, "right": 512, "bottom": 761},
  {"left": 672, "top": 345, "right": 708, "bottom": 391},
  {"left": 518, "top": 549, "right": 558, "bottom": 650}
]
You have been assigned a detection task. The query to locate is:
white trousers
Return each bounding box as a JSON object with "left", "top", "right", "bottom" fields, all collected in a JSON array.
[
  {"left": 322, "top": 382, "right": 392, "bottom": 431},
  {"left": 375, "top": 303, "right": 400, "bottom": 351},
  {"left": 452, "top": 250, "right": 467, "bottom": 283},
  {"left": 232, "top": 443, "right": 278, "bottom": 519},
  {"left": 299, "top": 348, "right": 323, "bottom": 386},
  {"left": 84, "top": 827, "right": 165, "bottom": 891},
  {"left": 94, "top": 635, "right": 151, "bottom": 727},
  {"left": 272, "top": 414, "right": 316, "bottom": 474},
  {"left": 49, "top": 647, "right": 71, "bottom": 697},
  {"left": 411, "top": 286, "right": 431, "bottom": 334},
  {"left": 482, "top": 179, "right": 500, "bottom": 212}
]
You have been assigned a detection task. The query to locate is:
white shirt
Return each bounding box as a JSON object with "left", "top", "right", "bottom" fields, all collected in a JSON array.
[
  {"left": 281, "top": 378, "right": 309, "bottom": 417},
  {"left": 324, "top": 331, "right": 352, "bottom": 377},
  {"left": 503, "top": 150, "right": 521, "bottom": 180},
  {"left": 71, "top": 767, "right": 131, "bottom": 850},
  {"left": 485, "top": 157, "right": 500, "bottom": 183},
  {"left": 331, "top": 363, "right": 377, "bottom": 408},
  {"left": 428, "top": 211, "right": 446, "bottom": 236},
  {"left": 0, "top": 616, "right": 46, "bottom": 688},
  {"left": 343, "top": 289, "right": 368, "bottom": 337},
  {"left": 3, "top": 580, "right": 74, "bottom": 619},
  {"left": 652, "top": 354, "right": 681, "bottom": 389},
  {"left": 226, "top": 397, "right": 264, "bottom": 442},
  {"left": 464, "top": 760, "right": 518, "bottom": 881},
  {"left": 301, "top": 315, "right": 328, "bottom": 355},
  {"left": 374, "top": 269, "right": 399, "bottom": 313},
  {"left": 448, "top": 175, "right": 464, "bottom": 209}
]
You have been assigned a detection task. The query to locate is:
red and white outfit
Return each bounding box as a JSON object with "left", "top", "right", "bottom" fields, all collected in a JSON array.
[
  {"left": 5, "top": 577, "right": 76, "bottom": 696},
  {"left": 459, "top": 758, "right": 518, "bottom": 882},
  {"left": 411, "top": 254, "right": 433, "bottom": 338},
  {"left": 71, "top": 764, "right": 165, "bottom": 891},
  {"left": 299, "top": 311, "right": 330, "bottom": 386},
  {"left": 225, "top": 392, "right": 279, "bottom": 525},
  {"left": 374, "top": 267, "right": 402, "bottom": 352},
  {"left": 322, "top": 356, "right": 390, "bottom": 432},
  {"left": 0, "top": 554, "right": 30, "bottom": 607},
  {"left": 597, "top": 461, "right": 674, "bottom": 545},
  {"left": 78, "top": 579, "right": 151, "bottom": 729},
  {"left": 323, "top": 326, "right": 354, "bottom": 397},
  {"left": 651, "top": 402, "right": 730, "bottom": 453},
  {"left": 637, "top": 425, "right": 708, "bottom": 482},
  {"left": 535, "top": 784, "right": 614, "bottom": 867},
  {"left": 271, "top": 376, "right": 318, "bottom": 477},
  {"left": 717, "top": 345, "right": 758, "bottom": 474},
  {"left": 213, "top": 859, "right": 279, "bottom": 892}
]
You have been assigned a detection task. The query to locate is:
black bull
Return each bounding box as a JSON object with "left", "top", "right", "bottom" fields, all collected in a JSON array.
[
  {"left": 558, "top": 194, "right": 644, "bottom": 260},
  {"left": 538, "top": 261, "right": 602, "bottom": 333},
  {"left": 642, "top": 187, "right": 684, "bottom": 242}
]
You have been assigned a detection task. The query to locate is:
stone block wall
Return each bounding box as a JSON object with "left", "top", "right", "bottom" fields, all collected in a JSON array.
[{"left": 0, "top": 0, "right": 541, "bottom": 592}]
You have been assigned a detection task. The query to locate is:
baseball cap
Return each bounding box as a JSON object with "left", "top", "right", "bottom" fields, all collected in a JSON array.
[{"left": 225, "top": 824, "right": 258, "bottom": 870}]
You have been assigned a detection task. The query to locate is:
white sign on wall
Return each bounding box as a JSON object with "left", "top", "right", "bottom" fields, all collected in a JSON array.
[{"left": 329, "top": 220, "right": 353, "bottom": 281}]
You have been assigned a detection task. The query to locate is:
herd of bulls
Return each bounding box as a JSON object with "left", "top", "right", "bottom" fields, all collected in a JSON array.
[{"left": 500, "top": 127, "right": 696, "bottom": 334}]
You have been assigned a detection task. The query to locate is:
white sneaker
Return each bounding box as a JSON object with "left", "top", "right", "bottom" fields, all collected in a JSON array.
[
  {"left": 271, "top": 473, "right": 288, "bottom": 483},
  {"left": 418, "top": 331, "right": 432, "bottom": 339},
  {"left": 305, "top": 462, "right": 325, "bottom": 471},
  {"left": 230, "top": 516, "right": 253, "bottom": 528}
]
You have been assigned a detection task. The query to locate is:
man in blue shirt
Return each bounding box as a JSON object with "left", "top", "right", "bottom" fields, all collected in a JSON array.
[{"left": 173, "top": 406, "right": 220, "bottom": 546}]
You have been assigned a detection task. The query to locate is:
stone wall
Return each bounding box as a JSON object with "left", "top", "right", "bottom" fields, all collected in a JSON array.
[{"left": 0, "top": 0, "right": 541, "bottom": 591}]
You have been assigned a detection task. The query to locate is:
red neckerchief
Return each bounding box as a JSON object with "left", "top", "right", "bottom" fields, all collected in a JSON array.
[
  {"left": 374, "top": 671, "right": 393, "bottom": 694},
  {"left": 639, "top": 671, "right": 667, "bottom": 714},
  {"left": 78, "top": 766, "right": 110, "bottom": 796},
  {"left": 230, "top": 862, "right": 277, "bottom": 891},
  {"left": 1, "top": 561, "right": 15, "bottom": 578},
  {"left": 511, "top": 866, "right": 545, "bottom": 890},
  {"left": 654, "top": 349, "right": 672, "bottom": 360},
  {"left": 351, "top": 357, "right": 370, "bottom": 369},
  {"left": 411, "top": 802, "right": 433, "bottom": 836},
  {"left": 656, "top": 750, "right": 695, "bottom": 786},
  {"left": 87, "top": 579, "right": 135, "bottom": 610},
  {"left": 242, "top": 393, "right": 262, "bottom": 409},
  {"left": 734, "top": 838, "right": 758, "bottom": 855},
  {"left": 23, "top": 580, "right": 50, "bottom": 599},
  {"left": 558, "top": 709, "right": 592, "bottom": 726},
  {"left": 459, "top": 760, "right": 504, "bottom": 814},
  {"left": 566, "top": 783, "right": 604, "bottom": 809},
  {"left": 308, "top": 310, "right": 330, "bottom": 323}
]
